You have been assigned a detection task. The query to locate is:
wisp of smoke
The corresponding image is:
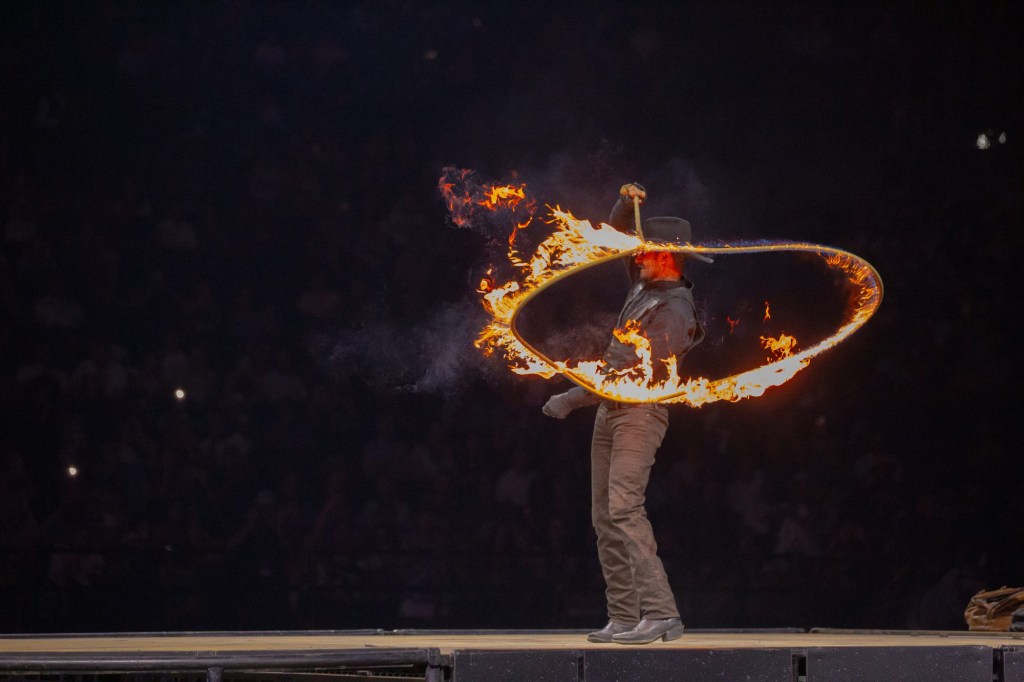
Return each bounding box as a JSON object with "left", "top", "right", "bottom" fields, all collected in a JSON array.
[
  {"left": 314, "top": 299, "right": 510, "bottom": 396},
  {"left": 315, "top": 301, "right": 621, "bottom": 397}
]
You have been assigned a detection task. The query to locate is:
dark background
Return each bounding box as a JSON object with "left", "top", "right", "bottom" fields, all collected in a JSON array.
[{"left": 1, "top": 1, "right": 1021, "bottom": 633}]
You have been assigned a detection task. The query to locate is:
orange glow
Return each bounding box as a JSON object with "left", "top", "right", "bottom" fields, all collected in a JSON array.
[
  {"left": 764, "top": 301, "right": 771, "bottom": 321},
  {"left": 457, "top": 182, "right": 884, "bottom": 406}
]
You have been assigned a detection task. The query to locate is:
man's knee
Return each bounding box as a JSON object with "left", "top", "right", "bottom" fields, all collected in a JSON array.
[{"left": 608, "top": 499, "right": 645, "bottom": 528}]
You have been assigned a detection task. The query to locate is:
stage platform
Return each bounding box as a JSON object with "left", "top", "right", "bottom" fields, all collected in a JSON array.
[{"left": 2, "top": 628, "right": 1023, "bottom": 681}]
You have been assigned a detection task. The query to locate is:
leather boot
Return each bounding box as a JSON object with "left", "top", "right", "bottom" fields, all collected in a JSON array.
[
  {"left": 587, "top": 621, "right": 636, "bottom": 643},
  {"left": 612, "top": 617, "right": 684, "bottom": 644}
]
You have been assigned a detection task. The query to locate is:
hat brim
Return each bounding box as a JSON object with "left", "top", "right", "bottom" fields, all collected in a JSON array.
[{"left": 642, "top": 238, "right": 715, "bottom": 264}]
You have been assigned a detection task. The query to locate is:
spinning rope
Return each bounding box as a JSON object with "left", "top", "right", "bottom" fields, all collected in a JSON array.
[{"left": 474, "top": 195, "right": 883, "bottom": 407}]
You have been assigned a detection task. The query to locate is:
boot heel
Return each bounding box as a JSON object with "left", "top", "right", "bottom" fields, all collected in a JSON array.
[{"left": 661, "top": 624, "right": 685, "bottom": 641}]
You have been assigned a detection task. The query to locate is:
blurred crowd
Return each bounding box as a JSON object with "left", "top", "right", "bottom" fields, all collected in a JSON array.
[{"left": 1, "top": 1, "right": 1021, "bottom": 633}]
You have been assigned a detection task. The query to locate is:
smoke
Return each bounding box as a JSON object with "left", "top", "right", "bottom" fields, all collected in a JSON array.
[
  {"left": 403, "top": 300, "right": 503, "bottom": 393},
  {"left": 313, "top": 299, "right": 510, "bottom": 396},
  {"left": 314, "top": 300, "right": 621, "bottom": 398}
]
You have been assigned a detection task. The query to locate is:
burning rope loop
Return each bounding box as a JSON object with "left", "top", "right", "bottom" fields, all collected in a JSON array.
[{"left": 498, "top": 239, "right": 883, "bottom": 407}]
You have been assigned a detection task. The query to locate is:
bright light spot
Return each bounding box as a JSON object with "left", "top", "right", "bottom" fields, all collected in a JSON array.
[
  {"left": 976, "top": 134, "right": 990, "bottom": 150},
  {"left": 174, "top": 388, "right": 186, "bottom": 400},
  {"left": 67, "top": 466, "right": 78, "bottom": 477},
  {"left": 999, "top": 132, "right": 1007, "bottom": 144},
  {"left": 424, "top": 49, "right": 438, "bottom": 60}
]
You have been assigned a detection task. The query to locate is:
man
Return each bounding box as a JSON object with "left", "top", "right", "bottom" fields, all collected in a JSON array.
[{"left": 542, "top": 183, "right": 708, "bottom": 644}]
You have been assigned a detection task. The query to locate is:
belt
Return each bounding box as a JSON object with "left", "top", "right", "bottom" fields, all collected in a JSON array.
[
  {"left": 603, "top": 400, "right": 639, "bottom": 411},
  {"left": 603, "top": 400, "right": 666, "bottom": 412}
]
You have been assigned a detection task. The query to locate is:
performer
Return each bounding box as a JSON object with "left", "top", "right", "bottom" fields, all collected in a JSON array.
[{"left": 542, "top": 183, "right": 708, "bottom": 644}]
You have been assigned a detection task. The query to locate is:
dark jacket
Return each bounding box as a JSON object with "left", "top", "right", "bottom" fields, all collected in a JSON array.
[
  {"left": 561, "top": 194, "right": 705, "bottom": 406},
  {"left": 604, "top": 277, "right": 703, "bottom": 379}
]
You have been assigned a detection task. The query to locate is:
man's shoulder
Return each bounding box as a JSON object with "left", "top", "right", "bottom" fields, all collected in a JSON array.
[{"left": 650, "top": 281, "right": 696, "bottom": 308}]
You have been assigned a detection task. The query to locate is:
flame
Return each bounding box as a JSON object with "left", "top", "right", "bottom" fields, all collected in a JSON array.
[
  {"left": 760, "top": 334, "right": 798, "bottom": 359},
  {"left": 477, "top": 267, "right": 496, "bottom": 294},
  {"left": 438, "top": 168, "right": 476, "bottom": 228},
  {"left": 764, "top": 301, "right": 771, "bottom": 321},
  {"left": 451, "top": 181, "right": 884, "bottom": 406},
  {"left": 437, "top": 169, "right": 538, "bottom": 246},
  {"left": 480, "top": 184, "right": 527, "bottom": 210}
]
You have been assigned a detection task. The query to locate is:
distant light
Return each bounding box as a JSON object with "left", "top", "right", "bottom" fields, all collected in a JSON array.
[
  {"left": 67, "top": 466, "right": 78, "bottom": 477},
  {"left": 999, "top": 132, "right": 1007, "bottom": 144},
  {"left": 424, "top": 49, "right": 438, "bottom": 60},
  {"left": 976, "top": 134, "right": 990, "bottom": 150},
  {"left": 174, "top": 388, "right": 186, "bottom": 400}
]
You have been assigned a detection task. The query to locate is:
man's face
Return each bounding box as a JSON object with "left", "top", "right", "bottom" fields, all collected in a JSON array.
[{"left": 634, "top": 250, "right": 677, "bottom": 281}]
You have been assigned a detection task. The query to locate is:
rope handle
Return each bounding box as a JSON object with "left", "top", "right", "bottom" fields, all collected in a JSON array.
[{"left": 633, "top": 195, "right": 645, "bottom": 242}]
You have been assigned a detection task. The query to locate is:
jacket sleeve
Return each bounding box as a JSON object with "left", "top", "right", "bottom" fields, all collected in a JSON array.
[
  {"left": 607, "top": 193, "right": 637, "bottom": 232},
  {"left": 563, "top": 385, "right": 602, "bottom": 408}
]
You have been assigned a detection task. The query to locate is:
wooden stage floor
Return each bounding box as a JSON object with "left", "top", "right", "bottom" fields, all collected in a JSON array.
[
  {"left": 2, "top": 629, "right": 1023, "bottom": 681},
  {"left": 1, "top": 629, "right": 1023, "bottom": 655}
]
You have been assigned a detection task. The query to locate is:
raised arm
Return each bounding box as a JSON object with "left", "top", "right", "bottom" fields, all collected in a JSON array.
[
  {"left": 608, "top": 182, "right": 646, "bottom": 283},
  {"left": 607, "top": 182, "right": 646, "bottom": 233}
]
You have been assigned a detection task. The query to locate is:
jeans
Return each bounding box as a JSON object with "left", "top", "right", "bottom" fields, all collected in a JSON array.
[{"left": 591, "top": 401, "right": 677, "bottom": 623}]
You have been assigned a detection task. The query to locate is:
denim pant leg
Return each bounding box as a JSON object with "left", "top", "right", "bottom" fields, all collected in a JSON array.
[
  {"left": 606, "top": 404, "right": 678, "bottom": 620},
  {"left": 591, "top": 403, "right": 640, "bottom": 624}
]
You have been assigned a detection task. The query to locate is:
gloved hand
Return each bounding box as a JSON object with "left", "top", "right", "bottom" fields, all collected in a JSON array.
[
  {"left": 543, "top": 391, "right": 577, "bottom": 419},
  {"left": 619, "top": 182, "right": 646, "bottom": 203}
]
